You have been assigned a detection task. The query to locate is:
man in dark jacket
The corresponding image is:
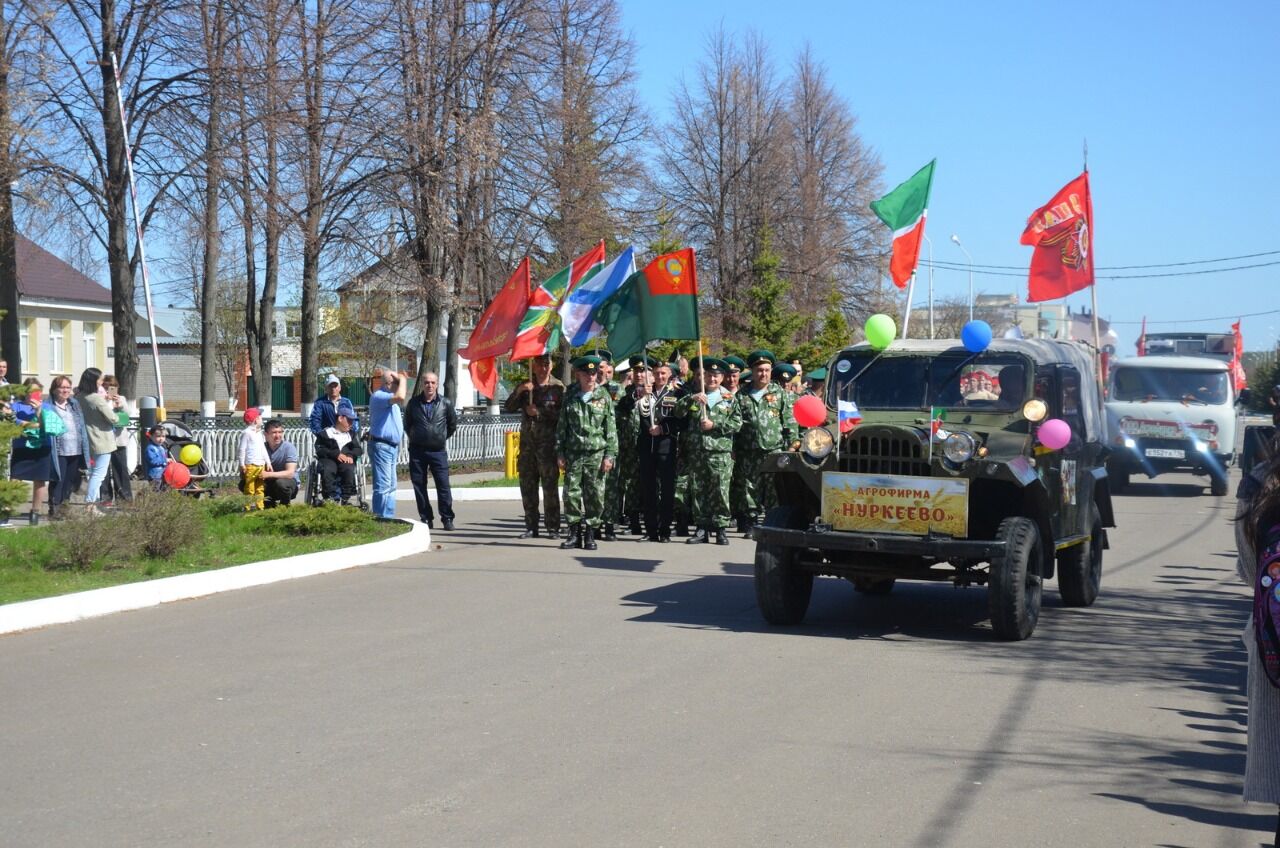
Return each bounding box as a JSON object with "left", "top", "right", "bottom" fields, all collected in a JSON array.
[
  {"left": 314, "top": 407, "right": 363, "bottom": 504},
  {"left": 403, "top": 371, "right": 458, "bottom": 530},
  {"left": 310, "top": 374, "right": 360, "bottom": 436}
]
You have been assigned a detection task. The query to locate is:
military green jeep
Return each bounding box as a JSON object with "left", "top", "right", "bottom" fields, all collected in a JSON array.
[{"left": 753, "top": 338, "right": 1116, "bottom": 641}]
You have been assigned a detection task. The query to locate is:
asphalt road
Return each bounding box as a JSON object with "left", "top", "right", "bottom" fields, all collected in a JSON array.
[{"left": 0, "top": 471, "right": 1266, "bottom": 847}]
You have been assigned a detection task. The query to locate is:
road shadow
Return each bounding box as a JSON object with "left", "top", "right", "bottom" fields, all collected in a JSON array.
[{"left": 1118, "top": 480, "right": 1210, "bottom": 499}]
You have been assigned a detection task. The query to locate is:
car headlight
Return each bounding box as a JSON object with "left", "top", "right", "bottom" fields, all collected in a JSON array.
[
  {"left": 943, "top": 431, "right": 977, "bottom": 464},
  {"left": 1021, "top": 399, "right": 1048, "bottom": 422},
  {"left": 801, "top": 427, "right": 835, "bottom": 459}
]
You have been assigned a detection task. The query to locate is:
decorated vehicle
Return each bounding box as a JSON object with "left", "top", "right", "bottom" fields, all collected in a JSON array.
[
  {"left": 1103, "top": 355, "right": 1238, "bottom": 496},
  {"left": 753, "top": 334, "right": 1116, "bottom": 641}
]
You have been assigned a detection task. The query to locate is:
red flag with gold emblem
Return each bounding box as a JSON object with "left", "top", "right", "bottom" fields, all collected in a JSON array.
[
  {"left": 1021, "top": 172, "right": 1094, "bottom": 303},
  {"left": 460, "top": 257, "right": 531, "bottom": 399}
]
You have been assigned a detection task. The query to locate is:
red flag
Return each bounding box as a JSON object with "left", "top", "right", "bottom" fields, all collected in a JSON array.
[
  {"left": 1230, "top": 319, "right": 1247, "bottom": 391},
  {"left": 460, "top": 257, "right": 532, "bottom": 400},
  {"left": 1021, "top": 172, "right": 1094, "bottom": 303},
  {"left": 1137, "top": 316, "right": 1146, "bottom": 356}
]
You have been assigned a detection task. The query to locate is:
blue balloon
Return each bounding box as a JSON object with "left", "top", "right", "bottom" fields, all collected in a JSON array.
[{"left": 961, "top": 320, "right": 993, "bottom": 353}]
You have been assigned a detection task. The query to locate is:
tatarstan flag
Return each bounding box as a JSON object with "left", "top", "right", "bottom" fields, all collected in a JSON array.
[
  {"left": 459, "top": 257, "right": 531, "bottom": 399},
  {"left": 597, "top": 248, "right": 699, "bottom": 359},
  {"left": 870, "top": 160, "right": 935, "bottom": 289},
  {"left": 509, "top": 240, "right": 606, "bottom": 360}
]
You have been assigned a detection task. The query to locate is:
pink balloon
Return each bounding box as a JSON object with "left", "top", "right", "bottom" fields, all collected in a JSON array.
[
  {"left": 793, "top": 394, "right": 826, "bottom": 428},
  {"left": 1038, "top": 418, "right": 1072, "bottom": 450}
]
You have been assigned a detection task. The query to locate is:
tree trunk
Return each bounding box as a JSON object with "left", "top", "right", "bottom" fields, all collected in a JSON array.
[
  {"left": 199, "top": 1, "right": 225, "bottom": 415},
  {"left": 299, "top": 0, "right": 325, "bottom": 413},
  {"left": 0, "top": 4, "right": 19, "bottom": 381},
  {"left": 100, "top": 2, "right": 139, "bottom": 397}
]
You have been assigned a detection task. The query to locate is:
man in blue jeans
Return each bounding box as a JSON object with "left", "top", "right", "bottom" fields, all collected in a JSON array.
[
  {"left": 367, "top": 368, "right": 407, "bottom": 519},
  {"left": 404, "top": 371, "right": 458, "bottom": 530}
]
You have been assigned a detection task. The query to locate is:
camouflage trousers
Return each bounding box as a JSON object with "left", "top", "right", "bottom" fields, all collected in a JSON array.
[
  {"left": 691, "top": 450, "right": 734, "bottom": 529},
  {"left": 737, "top": 448, "right": 777, "bottom": 519},
  {"left": 604, "top": 457, "right": 641, "bottom": 524},
  {"left": 730, "top": 452, "right": 748, "bottom": 518},
  {"left": 673, "top": 452, "right": 694, "bottom": 525},
  {"left": 518, "top": 435, "right": 561, "bottom": 532},
  {"left": 562, "top": 450, "right": 606, "bottom": 528}
]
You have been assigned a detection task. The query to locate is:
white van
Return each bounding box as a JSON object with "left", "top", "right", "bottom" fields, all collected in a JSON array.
[{"left": 1104, "top": 355, "right": 1237, "bottom": 495}]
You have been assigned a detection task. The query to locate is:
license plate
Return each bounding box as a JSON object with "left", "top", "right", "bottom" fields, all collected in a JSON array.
[
  {"left": 1145, "top": 448, "right": 1184, "bottom": 459},
  {"left": 821, "top": 472, "right": 968, "bottom": 537}
]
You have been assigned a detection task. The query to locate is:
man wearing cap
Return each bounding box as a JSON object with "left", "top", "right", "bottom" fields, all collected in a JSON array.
[
  {"left": 722, "top": 355, "right": 746, "bottom": 397},
  {"left": 637, "top": 361, "right": 684, "bottom": 541},
  {"left": 404, "top": 371, "right": 458, "bottom": 530},
  {"left": 556, "top": 355, "right": 617, "bottom": 550},
  {"left": 676, "top": 357, "right": 741, "bottom": 545},
  {"left": 504, "top": 353, "right": 565, "bottom": 538},
  {"left": 310, "top": 374, "right": 359, "bottom": 436},
  {"left": 314, "top": 407, "right": 363, "bottom": 505},
  {"left": 736, "top": 350, "right": 798, "bottom": 534},
  {"left": 607, "top": 353, "right": 655, "bottom": 538},
  {"left": 805, "top": 366, "right": 828, "bottom": 399},
  {"left": 774, "top": 362, "right": 800, "bottom": 393},
  {"left": 671, "top": 358, "right": 701, "bottom": 536}
]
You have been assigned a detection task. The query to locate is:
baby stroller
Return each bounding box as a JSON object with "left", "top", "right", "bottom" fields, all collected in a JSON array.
[{"left": 159, "top": 419, "right": 212, "bottom": 497}]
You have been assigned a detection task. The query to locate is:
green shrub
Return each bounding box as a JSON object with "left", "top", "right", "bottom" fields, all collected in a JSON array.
[
  {"left": 247, "top": 503, "right": 374, "bottom": 536},
  {"left": 47, "top": 510, "right": 123, "bottom": 570},
  {"left": 115, "top": 490, "right": 207, "bottom": 559},
  {"left": 203, "top": 492, "right": 256, "bottom": 518}
]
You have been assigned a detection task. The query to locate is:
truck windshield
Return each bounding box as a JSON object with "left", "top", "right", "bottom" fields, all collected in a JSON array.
[
  {"left": 829, "top": 352, "right": 1029, "bottom": 411},
  {"left": 1111, "top": 368, "right": 1229, "bottom": 404}
]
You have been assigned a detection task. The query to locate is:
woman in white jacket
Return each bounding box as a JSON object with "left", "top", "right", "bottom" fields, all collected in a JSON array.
[{"left": 74, "top": 368, "right": 119, "bottom": 513}]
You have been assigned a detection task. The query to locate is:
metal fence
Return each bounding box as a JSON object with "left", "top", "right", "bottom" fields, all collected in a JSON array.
[{"left": 176, "top": 412, "right": 520, "bottom": 483}]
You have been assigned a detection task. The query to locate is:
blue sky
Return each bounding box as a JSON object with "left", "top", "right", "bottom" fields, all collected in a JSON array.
[{"left": 619, "top": 0, "right": 1280, "bottom": 354}]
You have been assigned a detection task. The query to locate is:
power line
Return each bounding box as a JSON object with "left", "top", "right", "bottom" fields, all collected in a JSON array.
[
  {"left": 921, "top": 259, "right": 1280, "bottom": 279},
  {"left": 920, "top": 248, "right": 1280, "bottom": 271},
  {"left": 1107, "top": 308, "right": 1280, "bottom": 326}
]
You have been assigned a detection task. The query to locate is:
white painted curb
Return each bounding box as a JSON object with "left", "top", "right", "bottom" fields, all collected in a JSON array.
[
  {"left": 396, "top": 485, "right": 521, "bottom": 502},
  {"left": 0, "top": 519, "right": 431, "bottom": 637}
]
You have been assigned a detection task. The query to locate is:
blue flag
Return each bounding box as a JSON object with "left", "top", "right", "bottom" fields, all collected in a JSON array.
[{"left": 558, "top": 246, "right": 636, "bottom": 347}]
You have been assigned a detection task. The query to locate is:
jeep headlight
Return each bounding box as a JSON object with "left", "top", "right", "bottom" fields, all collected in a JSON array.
[
  {"left": 801, "top": 427, "right": 835, "bottom": 459},
  {"left": 1021, "top": 399, "right": 1048, "bottom": 422},
  {"left": 943, "top": 431, "right": 977, "bottom": 464}
]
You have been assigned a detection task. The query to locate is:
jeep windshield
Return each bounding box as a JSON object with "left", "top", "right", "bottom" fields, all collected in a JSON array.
[
  {"left": 1111, "top": 367, "right": 1229, "bottom": 405},
  {"left": 829, "top": 352, "right": 1029, "bottom": 412}
]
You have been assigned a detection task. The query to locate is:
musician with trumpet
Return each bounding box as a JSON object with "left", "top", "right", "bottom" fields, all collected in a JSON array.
[{"left": 676, "top": 357, "right": 742, "bottom": 546}]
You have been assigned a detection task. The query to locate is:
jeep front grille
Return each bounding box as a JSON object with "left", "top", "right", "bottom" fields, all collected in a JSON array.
[{"left": 840, "top": 429, "right": 931, "bottom": 477}]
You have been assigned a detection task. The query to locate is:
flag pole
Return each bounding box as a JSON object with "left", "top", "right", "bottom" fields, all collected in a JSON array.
[
  {"left": 902, "top": 272, "right": 915, "bottom": 338},
  {"left": 1082, "top": 144, "right": 1105, "bottom": 398}
]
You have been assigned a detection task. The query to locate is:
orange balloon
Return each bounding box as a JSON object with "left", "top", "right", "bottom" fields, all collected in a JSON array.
[{"left": 163, "top": 461, "right": 191, "bottom": 489}]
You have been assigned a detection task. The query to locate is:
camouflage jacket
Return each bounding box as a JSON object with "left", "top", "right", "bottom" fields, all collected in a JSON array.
[
  {"left": 736, "top": 384, "right": 796, "bottom": 452},
  {"left": 503, "top": 377, "right": 565, "bottom": 442},
  {"left": 676, "top": 391, "right": 742, "bottom": 454},
  {"left": 557, "top": 384, "right": 619, "bottom": 458}
]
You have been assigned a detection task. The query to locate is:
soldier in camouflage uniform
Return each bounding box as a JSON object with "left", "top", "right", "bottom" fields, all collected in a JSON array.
[
  {"left": 676, "top": 358, "right": 742, "bottom": 545},
  {"left": 804, "top": 366, "right": 827, "bottom": 399},
  {"left": 736, "top": 350, "right": 799, "bottom": 536},
  {"left": 671, "top": 358, "right": 701, "bottom": 536},
  {"left": 722, "top": 354, "right": 750, "bottom": 532},
  {"left": 503, "top": 353, "right": 565, "bottom": 538},
  {"left": 596, "top": 350, "right": 626, "bottom": 540},
  {"left": 557, "top": 355, "right": 618, "bottom": 550},
  {"left": 611, "top": 354, "right": 655, "bottom": 537}
]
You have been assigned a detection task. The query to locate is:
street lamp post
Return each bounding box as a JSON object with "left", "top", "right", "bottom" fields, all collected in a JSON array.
[{"left": 950, "top": 234, "right": 974, "bottom": 322}]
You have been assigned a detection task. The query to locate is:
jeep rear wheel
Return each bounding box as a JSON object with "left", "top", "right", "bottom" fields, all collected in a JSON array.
[
  {"left": 1210, "top": 472, "right": 1229, "bottom": 497},
  {"left": 754, "top": 506, "right": 814, "bottom": 625},
  {"left": 988, "top": 517, "right": 1043, "bottom": 641},
  {"left": 1058, "top": 503, "right": 1103, "bottom": 607}
]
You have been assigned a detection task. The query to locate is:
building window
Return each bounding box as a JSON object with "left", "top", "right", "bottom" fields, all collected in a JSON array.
[
  {"left": 286, "top": 320, "right": 301, "bottom": 338},
  {"left": 20, "top": 319, "right": 30, "bottom": 366},
  {"left": 49, "top": 320, "right": 65, "bottom": 373},
  {"left": 83, "top": 322, "right": 99, "bottom": 369}
]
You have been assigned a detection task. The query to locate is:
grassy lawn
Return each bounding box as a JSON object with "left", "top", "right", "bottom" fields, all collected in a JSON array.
[
  {"left": 0, "top": 500, "right": 408, "bottom": 606},
  {"left": 455, "top": 476, "right": 521, "bottom": 488}
]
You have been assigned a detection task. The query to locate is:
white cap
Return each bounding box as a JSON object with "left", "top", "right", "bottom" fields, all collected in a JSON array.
[{"left": 325, "top": 374, "right": 340, "bottom": 386}]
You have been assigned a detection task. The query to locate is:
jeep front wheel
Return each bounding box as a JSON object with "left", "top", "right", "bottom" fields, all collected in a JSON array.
[
  {"left": 1058, "top": 503, "right": 1103, "bottom": 607},
  {"left": 754, "top": 506, "right": 814, "bottom": 625},
  {"left": 988, "top": 517, "right": 1043, "bottom": 641}
]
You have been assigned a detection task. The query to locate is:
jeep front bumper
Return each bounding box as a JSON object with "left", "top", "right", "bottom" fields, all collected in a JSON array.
[{"left": 752, "top": 525, "right": 1007, "bottom": 560}]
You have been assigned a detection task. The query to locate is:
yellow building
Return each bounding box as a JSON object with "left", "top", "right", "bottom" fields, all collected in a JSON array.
[{"left": 14, "top": 235, "right": 112, "bottom": 388}]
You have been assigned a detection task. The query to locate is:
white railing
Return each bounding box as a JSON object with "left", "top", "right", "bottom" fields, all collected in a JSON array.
[{"left": 178, "top": 413, "right": 520, "bottom": 483}]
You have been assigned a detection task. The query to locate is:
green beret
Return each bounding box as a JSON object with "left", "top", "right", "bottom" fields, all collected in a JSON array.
[
  {"left": 629, "top": 354, "right": 658, "bottom": 370},
  {"left": 701, "top": 357, "right": 727, "bottom": 375},
  {"left": 807, "top": 366, "right": 828, "bottom": 381},
  {"left": 747, "top": 349, "right": 776, "bottom": 367},
  {"left": 775, "top": 363, "right": 798, "bottom": 381},
  {"left": 723, "top": 355, "right": 747, "bottom": 373},
  {"left": 572, "top": 355, "right": 602, "bottom": 373}
]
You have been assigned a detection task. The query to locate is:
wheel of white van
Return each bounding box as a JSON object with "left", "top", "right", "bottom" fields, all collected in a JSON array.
[
  {"left": 1210, "top": 472, "right": 1229, "bottom": 497},
  {"left": 1058, "top": 503, "right": 1102, "bottom": 607},
  {"left": 988, "top": 517, "right": 1043, "bottom": 641},
  {"left": 754, "top": 506, "right": 814, "bottom": 625}
]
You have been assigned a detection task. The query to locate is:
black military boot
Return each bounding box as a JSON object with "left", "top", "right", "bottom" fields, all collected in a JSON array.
[
  {"left": 629, "top": 513, "right": 643, "bottom": 536},
  {"left": 715, "top": 528, "right": 729, "bottom": 546},
  {"left": 603, "top": 523, "right": 617, "bottom": 542},
  {"left": 686, "top": 527, "right": 708, "bottom": 544},
  {"left": 735, "top": 514, "right": 750, "bottom": 533},
  {"left": 559, "top": 524, "right": 580, "bottom": 549},
  {"left": 583, "top": 525, "right": 598, "bottom": 550}
]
